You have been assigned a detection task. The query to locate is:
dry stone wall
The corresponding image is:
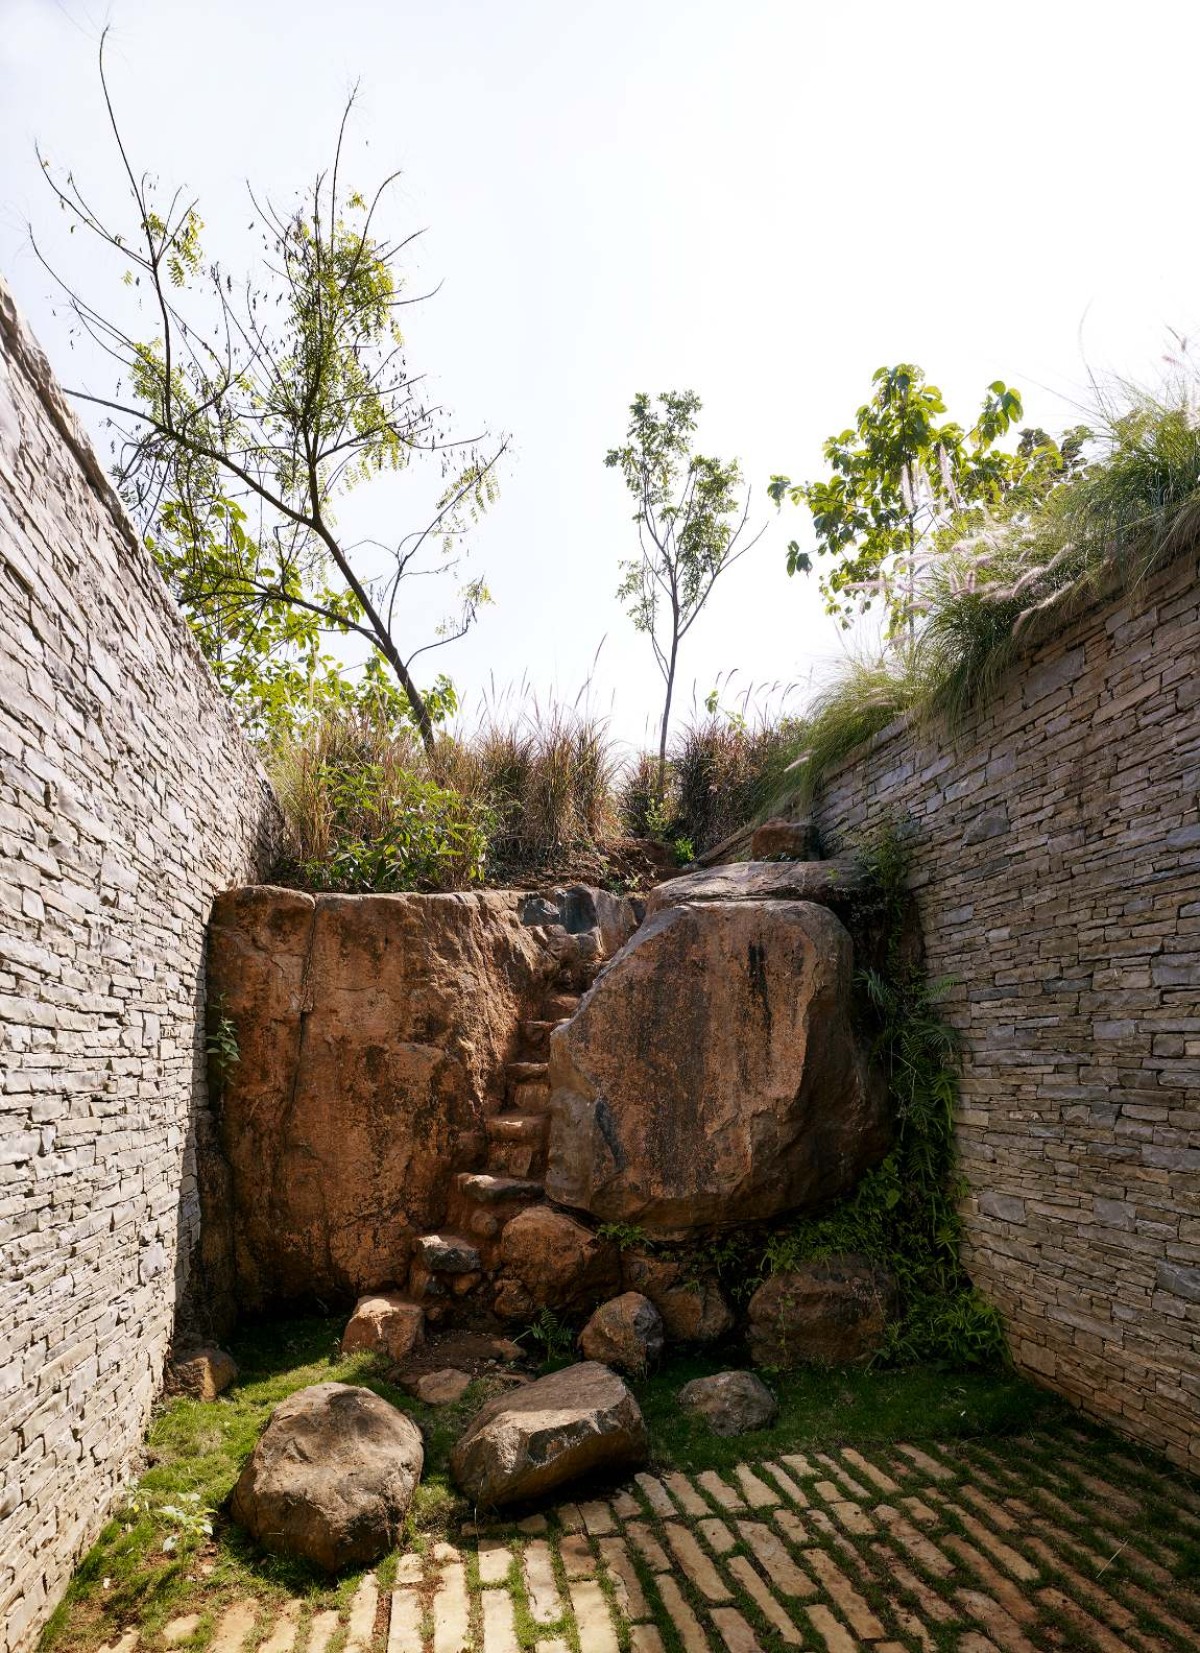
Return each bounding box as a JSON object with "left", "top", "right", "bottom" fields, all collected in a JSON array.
[
  {"left": 812, "top": 549, "right": 1200, "bottom": 1473},
  {"left": 0, "top": 280, "right": 281, "bottom": 1652}
]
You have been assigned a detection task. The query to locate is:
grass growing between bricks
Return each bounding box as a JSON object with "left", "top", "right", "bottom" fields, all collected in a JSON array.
[{"left": 40, "top": 1312, "right": 1200, "bottom": 1653}]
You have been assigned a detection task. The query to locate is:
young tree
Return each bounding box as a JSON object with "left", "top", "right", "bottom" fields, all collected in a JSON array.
[
  {"left": 34, "top": 39, "right": 503, "bottom": 748},
  {"left": 606, "top": 391, "right": 762, "bottom": 793},
  {"left": 769, "top": 364, "right": 1083, "bottom": 636}
]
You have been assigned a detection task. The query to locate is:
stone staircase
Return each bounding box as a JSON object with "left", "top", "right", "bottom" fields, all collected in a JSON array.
[{"left": 406, "top": 951, "right": 599, "bottom": 1324}]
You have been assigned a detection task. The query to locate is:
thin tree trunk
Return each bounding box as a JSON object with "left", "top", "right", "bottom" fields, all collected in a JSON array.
[{"left": 656, "top": 632, "right": 679, "bottom": 799}]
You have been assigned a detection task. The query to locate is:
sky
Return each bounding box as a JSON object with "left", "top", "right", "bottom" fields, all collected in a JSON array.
[{"left": 2, "top": 0, "right": 1198, "bottom": 750}]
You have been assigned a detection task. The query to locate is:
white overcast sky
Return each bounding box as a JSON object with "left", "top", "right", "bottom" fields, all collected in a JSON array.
[{"left": 2, "top": 0, "right": 1197, "bottom": 749}]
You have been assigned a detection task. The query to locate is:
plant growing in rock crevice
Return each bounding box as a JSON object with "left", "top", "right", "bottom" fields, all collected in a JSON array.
[{"left": 763, "top": 819, "right": 1007, "bottom": 1367}]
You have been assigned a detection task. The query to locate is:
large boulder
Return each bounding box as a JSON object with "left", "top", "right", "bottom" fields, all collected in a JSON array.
[
  {"left": 621, "top": 1251, "right": 734, "bottom": 1344},
  {"left": 747, "top": 1258, "right": 895, "bottom": 1367},
  {"left": 493, "top": 1207, "right": 620, "bottom": 1321},
  {"left": 678, "top": 1371, "right": 778, "bottom": 1437},
  {"left": 644, "top": 860, "right": 866, "bottom": 918},
  {"left": 545, "top": 901, "right": 889, "bottom": 1233},
  {"left": 204, "top": 888, "right": 563, "bottom": 1307},
  {"left": 231, "top": 1383, "right": 423, "bottom": 1571},
  {"left": 579, "top": 1293, "right": 664, "bottom": 1374},
  {"left": 449, "top": 1361, "right": 647, "bottom": 1506},
  {"left": 341, "top": 1293, "right": 425, "bottom": 1362}
]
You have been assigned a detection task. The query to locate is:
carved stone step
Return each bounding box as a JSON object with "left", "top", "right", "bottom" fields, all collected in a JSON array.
[
  {"left": 486, "top": 1114, "right": 549, "bottom": 1143},
  {"left": 506, "top": 1061, "right": 548, "bottom": 1085},
  {"left": 544, "top": 991, "right": 582, "bottom": 1020},
  {"left": 507, "top": 1078, "right": 552, "bottom": 1114},
  {"left": 454, "top": 1172, "right": 544, "bottom": 1205},
  {"left": 409, "top": 1232, "right": 483, "bottom": 1305},
  {"left": 519, "top": 1019, "right": 555, "bottom": 1057}
]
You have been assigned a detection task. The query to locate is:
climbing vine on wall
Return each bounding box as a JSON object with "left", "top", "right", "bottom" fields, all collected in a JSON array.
[{"left": 763, "top": 820, "right": 1007, "bottom": 1366}]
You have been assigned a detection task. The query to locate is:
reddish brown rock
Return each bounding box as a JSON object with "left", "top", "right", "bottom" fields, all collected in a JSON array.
[
  {"left": 579, "top": 1292, "right": 664, "bottom": 1373},
  {"left": 620, "top": 1252, "right": 735, "bottom": 1343},
  {"left": 545, "top": 900, "right": 888, "bottom": 1233},
  {"left": 747, "top": 1258, "right": 895, "bottom": 1367},
  {"left": 449, "top": 1361, "right": 647, "bottom": 1506},
  {"left": 494, "top": 1207, "right": 620, "bottom": 1320},
  {"left": 341, "top": 1293, "right": 425, "bottom": 1362},
  {"left": 645, "top": 859, "right": 865, "bottom": 917},
  {"left": 231, "top": 1382, "right": 423, "bottom": 1570},
  {"left": 749, "top": 819, "right": 816, "bottom": 861},
  {"left": 205, "top": 888, "right": 561, "bottom": 1307}
]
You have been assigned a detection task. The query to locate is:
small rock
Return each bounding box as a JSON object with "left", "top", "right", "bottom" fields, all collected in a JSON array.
[
  {"left": 407, "top": 1368, "right": 473, "bottom": 1406},
  {"left": 747, "top": 1258, "right": 895, "bottom": 1367},
  {"left": 341, "top": 1292, "right": 424, "bottom": 1361},
  {"left": 749, "top": 818, "right": 816, "bottom": 860},
  {"left": 677, "top": 1371, "right": 778, "bottom": 1437},
  {"left": 169, "top": 1346, "right": 238, "bottom": 1401},
  {"left": 579, "top": 1292, "right": 664, "bottom": 1374},
  {"left": 450, "top": 1361, "right": 647, "bottom": 1507},
  {"left": 415, "top": 1234, "right": 481, "bottom": 1273},
  {"left": 231, "top": 1382, "right": 423, "bottom": 1571}
]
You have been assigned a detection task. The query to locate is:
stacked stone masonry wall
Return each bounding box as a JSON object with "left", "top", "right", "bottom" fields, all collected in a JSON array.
[
  {"left": 813, "top": 548, "right": 1200, "bottom": 1474},
  {"left": 0, "top": 281, "right": 281, "bottom": 1651}
]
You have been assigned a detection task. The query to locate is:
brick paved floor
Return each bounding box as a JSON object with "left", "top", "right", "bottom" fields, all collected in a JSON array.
[{"left": 96, "top": 1433, "right": 1200, "bottom": 1653}]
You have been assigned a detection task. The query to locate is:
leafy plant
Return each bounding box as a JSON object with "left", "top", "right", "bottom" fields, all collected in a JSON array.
[
  {"left": 768, "top": 362, "right": 1084, "bottom": 636},
  {"left": 37, "top": 37, "right": 503, "bottom": 747},
  {"left": 763, "top": 820, "right": 1007, "bottom": 1367},
  {"left": 205, "top": 998, "right": 240, "bottom": 1082},
  {"left": 607, "top": 391, "right": 763, "bottom": 793},
  {"left": 597, "top": 1220, "right": 652, "bottom": 1252},
  {"left": 516, "top": 1309, "right": 576, "bottom": 1370}
]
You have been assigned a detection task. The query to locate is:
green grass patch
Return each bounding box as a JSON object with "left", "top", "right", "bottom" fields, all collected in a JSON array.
[{"left": 631, "top": 1347, "right": 1065, "bottom": 1475}]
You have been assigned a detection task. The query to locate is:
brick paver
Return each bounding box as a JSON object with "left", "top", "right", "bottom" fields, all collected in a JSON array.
[{"left": 72, "top": 1440, "right": 1200, "bottom": 1653}]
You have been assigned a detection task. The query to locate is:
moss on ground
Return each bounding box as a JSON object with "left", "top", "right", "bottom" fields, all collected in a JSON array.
[{"left": 31, "top": 1312, "right": 1103, "bottom": 1651}]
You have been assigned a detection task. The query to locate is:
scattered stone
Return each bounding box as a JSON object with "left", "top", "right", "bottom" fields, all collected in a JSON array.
[
  {"left": 168, "top": 1345, "right": 238, "bottom": 1401},
  {"left": 546, "top": 901, "right": 887, "bottom": 1232},
  {"left": 579, "top": 1292, "right": 664, "bottom": 1374},
  {"left": 406, "top": 1368, "right": 472, "bottom": 1406},
  {"left": 495, "top": 1207, "right": 620, "bottom": 1318},
  {"left": 341, "top": 1293, "right": 425, "bottom": 1362},
  {"left": 748, "top": 819, "right": 816, "bottom": 861},
  {"left": 231, "top": 1382, "right": 423, "bottom": 1571},
  {"left": 449, "top": 1361, "right": 647, "bottom": 1506},
  {"left": 621, "top": 1252, "right": 734, "bottom": 1344},
  {"left": 747, "top": 1258, "right": 895, "bottom": 1367},
  {"left": 677, "top": 1372, "right": 778, "bottom": 1437}
]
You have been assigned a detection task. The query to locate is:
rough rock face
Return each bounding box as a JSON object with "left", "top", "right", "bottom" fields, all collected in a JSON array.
[
  {"left": 645, "top": 859, "right": 865, "bottom": 918},
  {"left": 341, "top": 1293, "right": 425, "bottom": 1362},
  {"left": 620, "top": 1252, "right": 734, "bottom": 1344},
  {"left": 231, "top": 1383, "right": 423, "bottom": 1571},
  {"left": 545, "top": 900, "right": 888, "bottom": 1233},
  {"left": 449, "top": 1361, "right": 647, "bottom": 1506},
  {"left": 205, "top": 887, "right": 563, "bottom": 1307},
  {"left": 493, "top": 1207, "right": 621, "bottom": 1321},
  {"left": 579, "top": 1293, "right": 664, "bottom": 1374},
  {"left": 747, "top": 1258, "right": 895, "bottom": 1367},
  {"left": 677, "top": 1371, "right": 778, "bottom": 1436}
]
